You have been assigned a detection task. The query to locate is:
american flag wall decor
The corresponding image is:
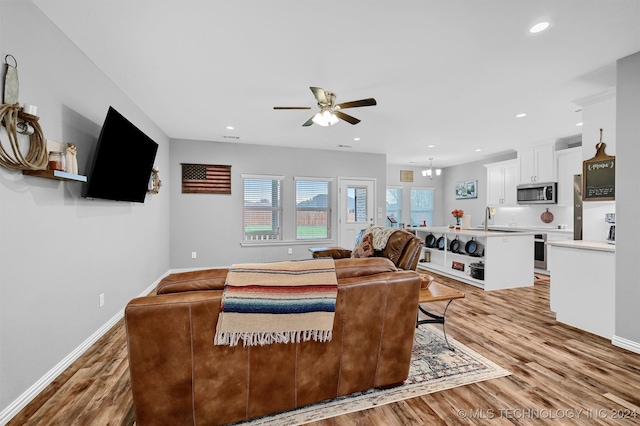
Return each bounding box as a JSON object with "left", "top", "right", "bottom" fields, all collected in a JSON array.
[{"left": 181, "top": 163, "right": 231, "bottom": 194}]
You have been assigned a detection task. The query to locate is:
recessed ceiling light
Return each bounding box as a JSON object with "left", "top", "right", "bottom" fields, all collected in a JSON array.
[
  {"left": 427, "top": 144, "right": 435, "bottom": 148},
  {"left": 530, "top": 22, "right": 550, "bottom": 34},
  {"left": 516, "top": 113, "right": 527, "bottom": 118},
  {"left": 576, "top": 122, "right": 583, "bottom": 126},
  {"left": 226, "top": 126, "right": 234, "bottom": 130},
  {"left": 353, "top": 137, "right": 360, "bottom": 141},
  {"left": 475, "top": 149, "right": 482, "bottom": 152}
]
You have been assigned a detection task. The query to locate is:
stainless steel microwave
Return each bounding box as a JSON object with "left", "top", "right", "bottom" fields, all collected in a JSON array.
[{"left": 516, "top": 182, "right": 557, "bottom": 204}]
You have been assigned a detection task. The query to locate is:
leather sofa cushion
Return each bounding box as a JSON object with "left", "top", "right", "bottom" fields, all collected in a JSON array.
[
  {"left": 335, "top": 257, "right": 397, "bottom": 279},
  {"left": 157, "top": 268, "right": 228, "bottom": 294},
  {"left": 376, "top": 230, "right": 414, "bottom": 265}
]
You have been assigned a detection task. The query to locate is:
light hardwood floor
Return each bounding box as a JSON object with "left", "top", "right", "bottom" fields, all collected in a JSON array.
[{"left": 8, "top": 274, "right": 640, "bottom": 425}]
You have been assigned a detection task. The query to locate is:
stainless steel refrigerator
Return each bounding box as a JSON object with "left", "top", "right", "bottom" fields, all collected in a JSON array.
[{"left": 574, "top": 174, "right": 582, "bottom": 240}]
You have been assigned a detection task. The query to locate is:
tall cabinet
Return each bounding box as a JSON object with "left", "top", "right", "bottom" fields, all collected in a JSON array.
[{"left": 485, "top": 159, "right": 517, "bottom": 205}]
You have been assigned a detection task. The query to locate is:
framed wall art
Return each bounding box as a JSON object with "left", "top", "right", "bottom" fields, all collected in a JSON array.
[
  {"left": 455, "top": 180, "right": 477, "bottom": 199},
  {"left": 400, "top": 170, "right": 414, "bottom": 182}
]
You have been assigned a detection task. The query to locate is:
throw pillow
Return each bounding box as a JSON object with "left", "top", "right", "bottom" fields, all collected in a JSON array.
[{"left": 351, "top": 232, "right": 374, "bottom": 258}]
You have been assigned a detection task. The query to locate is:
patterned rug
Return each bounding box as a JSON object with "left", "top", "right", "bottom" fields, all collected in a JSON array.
[{"left": 239, "top": 325, "right": 511, "bottom": 425}]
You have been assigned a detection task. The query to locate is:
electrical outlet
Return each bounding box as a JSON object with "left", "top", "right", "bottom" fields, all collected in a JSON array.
[
  {"left": 287, "top": 248, "right": 293, "bottom": 255},
  {"left": 192, "top": 252, "right": 197, "bottom": 259},
  {"left": 99, "top": 293, "right": 105, "bottom": 308}
]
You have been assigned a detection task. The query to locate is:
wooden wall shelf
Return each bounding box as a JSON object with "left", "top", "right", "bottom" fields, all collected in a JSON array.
[{"left": 22, "top": 169, "right": 87, "bottom": 182}]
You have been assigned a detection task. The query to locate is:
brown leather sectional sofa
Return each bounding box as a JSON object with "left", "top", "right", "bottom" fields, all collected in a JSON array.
[
  {"left": 310, "top": 229, "right": 424, "bottom": 270},
  {"left": 125, "top": 257, "right": 421, "bottom": 425}
]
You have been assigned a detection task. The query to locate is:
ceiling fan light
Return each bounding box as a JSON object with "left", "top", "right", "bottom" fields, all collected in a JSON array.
[
  {"left": 325, "top": 111, "right": 338, "bottom": 125},
  {"left": 312, "top": 110, "right": 338, "bottom": 126},
  {"left": 312, "top": 112, "right": 330, "bottom": 126}
]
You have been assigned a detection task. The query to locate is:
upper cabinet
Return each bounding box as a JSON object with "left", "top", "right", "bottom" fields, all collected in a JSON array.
[
  {"left": 517, "top": 143, "right": 556, "bottom": 184},
  {"left": 485, "top": 159, "right": 517, "bottom": 205},
  {"left": 555, "top": 147, "right": 582, "bottom": 207}
]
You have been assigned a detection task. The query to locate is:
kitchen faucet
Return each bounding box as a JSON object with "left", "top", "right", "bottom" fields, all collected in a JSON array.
[{"left": 484, "top": 206, "right": 493, "bottom": 232}]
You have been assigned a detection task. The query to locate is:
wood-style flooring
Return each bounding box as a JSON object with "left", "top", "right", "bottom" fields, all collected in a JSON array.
[{"left": 8, "top": 273, "right": 640, "bottom": 425}]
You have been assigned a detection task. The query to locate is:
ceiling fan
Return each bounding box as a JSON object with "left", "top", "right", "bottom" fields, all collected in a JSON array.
[{"left": 274, "top": 87, "right": 377, "bottom": 127}]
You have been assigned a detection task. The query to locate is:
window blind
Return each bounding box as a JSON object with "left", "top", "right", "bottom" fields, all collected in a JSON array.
[
  {"left": 243, "top": 176, "right": 282, "bottom": 241},
  {"left": 295, "top": 179, "right": 330, "bottom": 240}
]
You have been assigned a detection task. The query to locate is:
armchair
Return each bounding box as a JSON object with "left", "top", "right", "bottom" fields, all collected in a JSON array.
[{"left": 311, "top": 227, "right": 424, "bottom": 270}]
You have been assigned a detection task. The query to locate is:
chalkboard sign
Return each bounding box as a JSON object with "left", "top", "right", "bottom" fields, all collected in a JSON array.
[{"left": 583, "top": 130, "right": 615, "bottom": 201}]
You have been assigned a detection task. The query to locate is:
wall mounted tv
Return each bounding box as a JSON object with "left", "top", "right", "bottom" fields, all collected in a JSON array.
[{"left": 84, "top": 106, "right": 158, "bottom": 203}]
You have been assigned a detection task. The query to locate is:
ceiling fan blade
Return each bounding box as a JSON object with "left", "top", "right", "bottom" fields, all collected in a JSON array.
[
  {"left": 274, "top": 106, "right": 312, "bottom": 110},
  {"left": 310, "top": 87, "right": 328, "bottom": 105},
  {"left": 335, "top": 98, "right": 377, "bottom": 109},
  {"left": 334, "top": 111, "right": 361, "bottom": 125},
  {"left": 302, "top": 116, "right": 315, "bottom": 127}
]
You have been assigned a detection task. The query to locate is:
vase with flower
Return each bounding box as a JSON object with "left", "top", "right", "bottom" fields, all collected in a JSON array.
[{"left": 451, "top": 209, "right": 464, "bottom": 228}]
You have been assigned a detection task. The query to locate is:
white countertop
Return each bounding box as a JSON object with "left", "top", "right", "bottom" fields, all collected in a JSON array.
[
  {"left": 472, "top": 225, "right": 574, "bottom": 235},
  {"left": 546, "top": 239, "right": 615, "bottom": 253},
  {"left": 414, "top": 226, "right": 534, "bottom": 238}
]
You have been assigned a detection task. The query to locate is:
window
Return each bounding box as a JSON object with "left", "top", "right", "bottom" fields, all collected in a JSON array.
[
  {"left": 242, "top": 175, "right": 283, "bottom": 241},
  {"left": 386, "top": 187, "right": 402, "bottom": 226},
  {"left": 347, "top": 186, "right": 368, "bottom": 223},
  {"left": 410, "top": 187, "right": 434, "bottom": 227},
  {"left": 295, "top": 178, "right": 331, "bottom": 240}
]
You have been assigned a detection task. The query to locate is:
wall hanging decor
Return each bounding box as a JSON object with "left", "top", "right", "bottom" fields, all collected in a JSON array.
[
  {"left": 0, "top": 54, "right": 48, "bottom": 171},
  {"left": 148, "top": 168, "right": 162, "bottom": 194},
  {"left": 583, "top": 129, "right": 615, "bottom": 201},
  {"left": 455, "top": 180, "right": 477, "bottom": 199},
  {"left": 400, "top": 170, "right": 413, "bottom": 182},
  {"left": 181, "top": 163, "right": 231, "bottom": 194}
]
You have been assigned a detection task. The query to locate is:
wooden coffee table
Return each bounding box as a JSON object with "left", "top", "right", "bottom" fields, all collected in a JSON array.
[{"left": 417, "top": 281, "right": 465, "bottom": 351}]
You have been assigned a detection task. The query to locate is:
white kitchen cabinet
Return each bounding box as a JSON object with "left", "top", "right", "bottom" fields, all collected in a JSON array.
[
  {"left": 555, "top": 147, "right": 582, "bottom": 207},
  {"left": 517, "top": 143, "right": 556, "bottom": 184},
  {"left": 485, "top": 159, "right": 517, "bottom": 205},
  {"left": 415, "top": 227, "right": 534, "bottom": 290}
]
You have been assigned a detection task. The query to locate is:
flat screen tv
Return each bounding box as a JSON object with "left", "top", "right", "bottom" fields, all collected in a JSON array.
[{"left": 84, "top": 106, "right": 158, "bottom": 203}]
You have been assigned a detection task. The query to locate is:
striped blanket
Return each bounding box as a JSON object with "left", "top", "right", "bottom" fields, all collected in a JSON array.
[{"left": 214, "top": 258, "right": 338, "bottom": 347}]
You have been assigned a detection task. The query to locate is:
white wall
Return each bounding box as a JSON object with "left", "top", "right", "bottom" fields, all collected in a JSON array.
[
  {"left": 577, "top": 91, "right": 617, "bottom": 241},
  {"left": 0, "top": 2, "right": 170, "bottom": 420},
  {"left": 615, "top": 51, "right": 640, "bottom": 348},
  {"left": 170, "top": 139, "right": 387, "bottom": 269},
  {"left": 443, "top": 153, "right": 516, "bottom": 228}
]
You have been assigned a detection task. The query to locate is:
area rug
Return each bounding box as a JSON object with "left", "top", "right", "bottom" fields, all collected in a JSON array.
[{"left": 239, "top": 325, "right": 511, "bottom": 425}]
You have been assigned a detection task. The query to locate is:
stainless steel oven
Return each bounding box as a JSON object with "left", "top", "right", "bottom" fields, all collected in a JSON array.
[{"left": 534, "top": 233, "right": 547, "bottom": 269}]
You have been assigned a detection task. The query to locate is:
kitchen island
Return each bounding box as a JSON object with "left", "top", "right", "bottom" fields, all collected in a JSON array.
[
  {"left": 546, "top": 240, "right": 615, "bottom": 339},
  {"left": 414, "top": 227, "right": 534, "bottom": 290}
]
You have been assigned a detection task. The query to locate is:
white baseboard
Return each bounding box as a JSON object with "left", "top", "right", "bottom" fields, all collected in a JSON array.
[
  {"left": 612, "top": 335, "right": 640, "bottom": 355},
  {"left": 0, "top": 273, "right": 167, "bottom": 426}
]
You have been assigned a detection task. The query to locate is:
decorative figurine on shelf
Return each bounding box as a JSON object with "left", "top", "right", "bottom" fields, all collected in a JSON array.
[
  {"left": 451, "top": 209, "right": 464, "bottom": 226},
  {"left": 65, "top": 143, "right": 78, "bottom": 175}
]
